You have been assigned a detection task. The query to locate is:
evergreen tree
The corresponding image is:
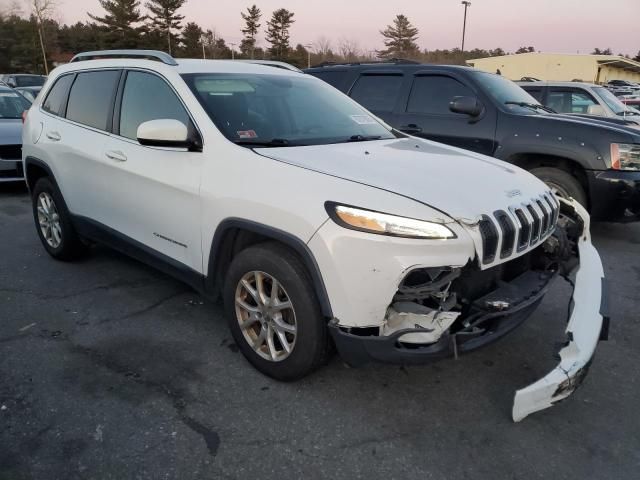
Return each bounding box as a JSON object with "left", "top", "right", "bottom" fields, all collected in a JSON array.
[
  {"left": 265, "top": 8, "right": 294, "bottom": 59},
  {"left": 181, "top": 21, "right": 203, "bottom": 58},
  {"left": 88, "top": 0, "right": 146, "bottom": 49},
  {"left": 240, "top": 5, "right": 261, "bottom": 58},
  {"left": 516, "top": 46, "right": 535, "bottom": 54},
  {"left": 378, "top": 14, "right": 419, "bottom": 59},
  {"left": 634, "top": 50, "right": 640, "bottom": 62},
  {"left": 145, "top": 0, "right": 185, "bottom": 54}
]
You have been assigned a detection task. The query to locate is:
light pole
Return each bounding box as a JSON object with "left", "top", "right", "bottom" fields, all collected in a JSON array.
[
  {"left": 461, "top": 1, "right": 471, "bottom": 52},
  {"left": 304, "top": 44, "right": 313, "bottom": 68},
  {"left": 230, "top": 43, "right": 237, "bottom": 60}
]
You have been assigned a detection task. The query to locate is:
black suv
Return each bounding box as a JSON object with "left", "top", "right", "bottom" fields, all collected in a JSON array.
[{"left": 306, "top": 62, "right": 640, "bottom": 222}]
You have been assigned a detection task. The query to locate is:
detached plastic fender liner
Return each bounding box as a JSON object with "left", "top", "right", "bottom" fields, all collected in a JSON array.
[{"left": 512, "top": 198, "right": 607, "bottom": 422}]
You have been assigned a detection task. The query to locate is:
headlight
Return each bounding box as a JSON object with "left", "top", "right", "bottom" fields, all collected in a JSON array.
[
  {"left": 611, "top": 143, "right": 640, "bottom": 170},
  {"left": 326, "top": 203, "right": 456, "bottom": 239}
]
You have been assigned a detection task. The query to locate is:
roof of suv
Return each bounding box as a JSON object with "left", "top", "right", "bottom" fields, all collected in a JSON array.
[
  {"left": 516, "top": 81, "right": 602, "bottom": 89},
  {"left": 305, "top": 63, "right": 477, "bottom": 73}
]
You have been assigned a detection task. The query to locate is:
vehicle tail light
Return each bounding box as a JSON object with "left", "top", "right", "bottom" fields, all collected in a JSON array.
[{"left": 22, "top": 109, "right": 29, "bottom": 124}]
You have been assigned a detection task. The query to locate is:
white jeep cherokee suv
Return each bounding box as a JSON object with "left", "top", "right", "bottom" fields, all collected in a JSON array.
[{"left": 22, "top": 50, "right": 608, "bottom": 421}]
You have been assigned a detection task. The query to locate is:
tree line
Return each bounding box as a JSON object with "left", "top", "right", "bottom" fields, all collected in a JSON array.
[{"left": 1, "top": 1, "right": 638, "bottom": 75}]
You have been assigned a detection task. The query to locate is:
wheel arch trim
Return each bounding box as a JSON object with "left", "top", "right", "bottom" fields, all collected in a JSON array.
[{"left": 207, "top": 218, "right": 333, "bottom": 318}]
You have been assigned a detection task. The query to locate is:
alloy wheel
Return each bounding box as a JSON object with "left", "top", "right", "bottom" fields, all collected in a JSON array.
[
  {"left": 37, "top": 192, "right": 62, "bottom": 249},
  {"left": 234, "top": 271, "right": 297, "bottom": 362}
]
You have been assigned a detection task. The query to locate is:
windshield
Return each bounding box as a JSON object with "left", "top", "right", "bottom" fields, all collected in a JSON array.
[
  {"left": 181, "top": 73, "right": 396, "bottom": 146},
  {"left": 593, "top": 86, "right": 639, "bottom": 116},
  {"left": 472, "top": 71, "right": 544, "bottom": 113},
  {"left": 0, "top": 90, "right": 31, "bottom": 118},
  {"left": 15, "top": 75, "right": 45, "bottom": 87}
]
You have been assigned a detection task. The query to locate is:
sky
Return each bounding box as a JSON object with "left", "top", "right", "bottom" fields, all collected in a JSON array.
[{"left": 40, "top": 0, "right": 640, "bottom": 55}]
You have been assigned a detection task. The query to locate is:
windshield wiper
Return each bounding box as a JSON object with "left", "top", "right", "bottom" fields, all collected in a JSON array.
[
  {"left": 505, "top": 101, "right": 556, "bottom": 114},
  {"left": 233, "top": 138, "right": 291, "bottom": 148},
  {"left": 347, "top": 134, "right": 383, "bottom": 142}
]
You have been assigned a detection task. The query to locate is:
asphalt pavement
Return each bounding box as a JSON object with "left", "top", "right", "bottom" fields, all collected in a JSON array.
[{"left": 1, "top": 183, "right": 639, "bottom": 480}]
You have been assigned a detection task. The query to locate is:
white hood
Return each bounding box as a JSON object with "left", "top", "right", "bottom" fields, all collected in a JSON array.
[{"left": 257, "top": 138, "right": 550, "bottom": 222}]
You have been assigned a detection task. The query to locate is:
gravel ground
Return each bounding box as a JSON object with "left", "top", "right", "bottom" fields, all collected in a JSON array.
[{"left": 1, "top": 183, "right": 639, "bottom": 480}]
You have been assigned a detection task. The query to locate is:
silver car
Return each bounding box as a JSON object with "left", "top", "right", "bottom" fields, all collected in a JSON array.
[
  {"left": 518, "top": 81, "right": 640, "bottom": 125},
  {"left": 0, "top": 85, "right": 30, "bottom": 182}
]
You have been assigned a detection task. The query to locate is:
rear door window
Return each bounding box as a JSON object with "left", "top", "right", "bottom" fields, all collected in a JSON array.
[
  {"left": 42, "top": 75, "right": 74, "bottom": 116},
  {"left": 66, "top": 70, "right": 120, "bottom": 130},
  {"left": 310, "top": 70, "right": 348, "bottom": 89},
  {"left": 407, "top": 75, "right": 474, "bottom": 115},
  {"left": 118, "top": 71, "right": 191, "bottom": 141},
  {"left": 350, "top": 75, "right": 403, "bottom": 112},
  {"left": 522, "top": 87, "right": 543, "bottom": 102}
]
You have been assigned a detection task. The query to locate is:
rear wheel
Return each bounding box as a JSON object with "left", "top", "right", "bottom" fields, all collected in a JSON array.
[
  {"left": 529, "top": 167, "right": 587, "bottom": 207},
  {"left": 32, "top": 177, "right": 87, "bottom": 260},
  {"left": 223, "top": 242, "right": 329, "bottom": 380}
]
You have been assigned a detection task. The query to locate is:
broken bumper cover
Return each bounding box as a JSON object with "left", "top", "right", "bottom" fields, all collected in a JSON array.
[
  {"left": 328, "top": 284, "right": 547, "bottom": 367},
  {"left": 512, "top": 199, "right": 608, "bottom": 422}
]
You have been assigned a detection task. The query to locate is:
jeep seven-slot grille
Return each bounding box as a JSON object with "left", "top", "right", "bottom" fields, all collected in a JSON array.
[{"left": 479, "top": 193, "right": 559, "bottom": 266}]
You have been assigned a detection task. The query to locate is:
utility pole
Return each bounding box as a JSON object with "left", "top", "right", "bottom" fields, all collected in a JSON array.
[
  {"left": 461, "top": 1, "right": 471, "bottom": 52},
  {"left": 305, "top": 44, "right": 313, "bottom": 68}
]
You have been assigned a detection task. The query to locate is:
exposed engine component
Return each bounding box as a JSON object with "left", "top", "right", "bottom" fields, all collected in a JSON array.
[{"left": 394, "top": 267, "right": 461, "bottom": 310}]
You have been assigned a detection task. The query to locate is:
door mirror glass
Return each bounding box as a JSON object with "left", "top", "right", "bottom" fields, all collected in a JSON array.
[
  {"left": 449, "top": 96, "right": 483, "bottom": 117},
  {"left": 137, "top": 119, "right": 190, "bottom": 148},
  {"left": 587, "top": 104, "right": 606, "bottom": 116}
]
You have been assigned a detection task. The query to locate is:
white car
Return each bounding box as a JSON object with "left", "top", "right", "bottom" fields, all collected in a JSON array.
[{"left": 22, "top": 50, "right": 608, "bottom": 421}]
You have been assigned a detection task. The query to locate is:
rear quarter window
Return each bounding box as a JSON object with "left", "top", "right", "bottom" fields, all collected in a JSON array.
[
  {"left": 309, "top": 70, "right": 347, "bottom": 90},
  {"left": 42, "top": 75, "right": 74, "bottom": 116},
  {"left": 66, "top": 70, "right": 120, "bottom": 131}
]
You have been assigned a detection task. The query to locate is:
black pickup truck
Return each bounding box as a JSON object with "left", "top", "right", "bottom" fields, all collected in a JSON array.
[{"left": 305, "top": 62, "right": 640, "bottom": 222}]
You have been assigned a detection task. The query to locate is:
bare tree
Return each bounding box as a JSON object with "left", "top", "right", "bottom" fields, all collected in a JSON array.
[
  {"left": 338, "top": 37, "right": 360, "bottom": 62},
  {"left": 27, "top": 0, "right": 57, "bottom": 74},
  {"left": 1, "top": 0, "right": 24, "bottom": 16},
  {"left": 314, "top": 35, "right": 332, "bottom": 59}
]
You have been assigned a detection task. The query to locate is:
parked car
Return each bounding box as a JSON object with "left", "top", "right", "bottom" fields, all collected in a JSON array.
[
  {"left": 618, "top": 94, "right": 640, "bottom": 111},
  {"left": 518, "top": 81, "right": 640, "bottom": 125},
  {"left": 0, "top": 85, "right": 31, "bottom": 182},
  {"left": 14, "top": 86, "right": 43, "bottom": 103},
  {"left": 0, "top": 74, "right": 46, "bottom": 88},
  {"left": 305, "top": 62, "right": 640, "bottom": 222},
  {"left": 22, "top": 50, "right": 608, "bottom": 421}
]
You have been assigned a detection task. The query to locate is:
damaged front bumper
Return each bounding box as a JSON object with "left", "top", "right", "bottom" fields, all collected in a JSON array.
[
  {"left": 327, "top": 198, "right": 608, "bottom": 421},
  {"left": 512, "top": 199, "right": 609, "bottom": 421}
]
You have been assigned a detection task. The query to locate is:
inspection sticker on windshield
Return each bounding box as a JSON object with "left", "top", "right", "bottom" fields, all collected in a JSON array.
[
  {"left": 350, "top": 114, "right": 377, "bottom": 125},
  {"left": 237, "top": 130, "right": 258, "bottom": 139}
]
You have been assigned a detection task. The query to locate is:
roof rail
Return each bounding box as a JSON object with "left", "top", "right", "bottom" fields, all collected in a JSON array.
[
  {"left": 70, "top": 50, "right": 178, "bottom": 66},
  {"left": 310, "top": 58, "right": 421, "bottom": 68}
]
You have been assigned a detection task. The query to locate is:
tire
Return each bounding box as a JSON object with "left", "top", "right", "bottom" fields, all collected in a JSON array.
[
  {"left": 223, "top": 242, "right": 330, "bottom": 381},
  {"left": 529, "top": 167, "right": 587, "bottom": 207},
  {"left": 32, "top": 177, "right": 87, "bottom": 260}
]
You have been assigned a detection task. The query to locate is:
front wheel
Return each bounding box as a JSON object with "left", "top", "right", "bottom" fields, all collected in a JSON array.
[
  {"left": 223, "top": 242, "right": 330, "bottom": 381},
  {"left": 529, "top": 167, "right": 588, "bottom": 207}
]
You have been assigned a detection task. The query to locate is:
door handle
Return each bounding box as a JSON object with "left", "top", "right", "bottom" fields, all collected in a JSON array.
[
  {"left": 399, "top": 124, "right": 423, "bottom": 134},
  {"left": 46, "top": 131, "right": 61, "bottom": 141},
  {"left": 105, "top": 150, "right": 127, "bottom": 162}
]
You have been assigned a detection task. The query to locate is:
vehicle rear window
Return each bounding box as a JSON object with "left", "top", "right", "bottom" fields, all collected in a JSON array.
[
  {"left": 42, "top": 75, "right": 74, "bottom": 116},
  {"left": 350, "top": 75, "right": 403, "bottom": 112},
  {"left": 66, "top": 70, "right": 120, "bottom": 131},
  {"left": 310, "top": 71, "right": 347, "bottom": 89},
  {"left": 522, "top": 87, "right": 543, "bottom": 102},
  {"left": 407, "top": 75, "right": 474, "bottom": 115},
  {"left": 119, "top": 71, "right": 190, "bottom": 140},
  {"left": 0, "top": 90, "right": 31, "bottom": 119},
  {"left": 16, "top": 75, "right": 46, "bottom": 87}
]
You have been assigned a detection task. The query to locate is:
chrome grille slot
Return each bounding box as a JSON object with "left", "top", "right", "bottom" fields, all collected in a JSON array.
[
  {"left": 514, "top": 209, "right": 531, "bottom": 251},
  {"left": 526, "top": 205, "right": 541, "bottom": 244},
  {"left": 494, "top": 210, "right": 516, "bottom": 258},
  {"left": 478, "top": 215, "right": 499, "bottom": 264},
  {"left": 536, "top": 199, "right": 550, "bottom": 235},
  {"left": 544, "top": 194, "right": 558, "bottom": 229}
]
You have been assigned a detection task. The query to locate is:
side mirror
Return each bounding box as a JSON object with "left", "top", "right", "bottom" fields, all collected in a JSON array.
[
  {"left": 449, "top": 96, "right": 483, "bottom": 117},
  {"left": 587, "top": 104, "right": 606, "bottom": 116},
  {"left": 7, "top": 80, "right": 16, "bottom": 88},
  {"left": 137, "top": 119, "right": 196, "bottom": 149}
]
